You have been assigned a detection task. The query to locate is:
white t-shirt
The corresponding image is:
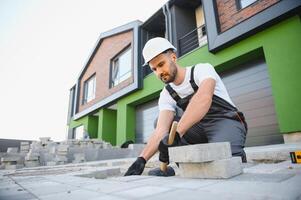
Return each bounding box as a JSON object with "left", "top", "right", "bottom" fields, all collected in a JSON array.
[{"left": 158, "top": 63, "right": 235, "bottom": 112}]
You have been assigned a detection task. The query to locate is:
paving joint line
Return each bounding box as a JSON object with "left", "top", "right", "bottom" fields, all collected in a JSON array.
[{"left": 7, "top": 175, "right": 41, "bottom": 200}]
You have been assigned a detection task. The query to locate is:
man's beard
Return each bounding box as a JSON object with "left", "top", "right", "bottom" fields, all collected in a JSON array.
[{"left": 160, "top": 62, "right": 177, "bottom": 84}]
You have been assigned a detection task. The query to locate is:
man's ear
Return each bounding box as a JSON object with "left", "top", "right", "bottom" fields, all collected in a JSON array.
[{"left": 171, "top": 52, "right": 177, "bottom": 62}]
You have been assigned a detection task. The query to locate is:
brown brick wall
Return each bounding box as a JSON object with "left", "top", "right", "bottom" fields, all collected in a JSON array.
[
  {"left": 78, "top": 30, "right": 134, "bottom": 113},
  {"left": 216, "top": 0, "right": 280, "bottom": 32}
]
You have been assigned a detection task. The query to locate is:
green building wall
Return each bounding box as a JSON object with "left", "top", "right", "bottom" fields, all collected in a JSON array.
[
  {"left": 98, "top": 108, "right": 117, "bottom": 145},
  {"left": 69, "top": 15, "right": 301, "bottom": 146},
  {"left": 69, "top": 115, "right": 98, "bottom": 138}
]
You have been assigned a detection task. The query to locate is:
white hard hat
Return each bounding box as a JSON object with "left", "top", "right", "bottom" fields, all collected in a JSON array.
[{"left": 142, "top": 37, "right": 176, "bottom": 66}]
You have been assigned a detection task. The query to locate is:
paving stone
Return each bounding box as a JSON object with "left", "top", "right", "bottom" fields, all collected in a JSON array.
[
  {"left": 199, "top": 180, "right": 301, "bottom": 200},
  {"left": 39, "top": 137, "right": 51, "bottom": 143},
  {"left": 24, "top": 161, "right": 40, "bottom": 168},
  {"left": 113, "top": 185, "right": 172, "bottom": 199},
  {"left": 245, "top": 143, "right": 301, "bottom": 163},
  {"left": 165, "top": 178, "right": 221, "bottom": 189},
  {"left": 78, "top": 168, "right": 121, "bottom": 179},
  {"left": 143, "top": 188, "right": 266, "bottom": 200},
  {"left": 21, "top": 142, "right": 30, "bottom": 146},
  {"left": 72, "top": 153, "right": 85, "bottom": 163},
  {"left": 5, "top": 164, "right": 17, "bottom": 170},
  {"left": 38, "top": 189, "right": 103, "bottom": 200},
  {"left": 7, "top": 148, "right": 19, "bottom": 153},
  {"left": 25, "top": 154, "right": 39, "bottom": 161},
  {"left": 0, "top": 191, "right": 37, "bottom": 200},
  {"left": 90, "top": 195, "right": 126, "bottom": 200},
  {"left": 128, "top": 144, "right": 145, "bottom": 150},
  {"left": 24, "top": 181, "right": 77, "bottom": 196},
  {"left": 46, "top": 161, "right": 57, "bottom": 166},
  {"left": 243, "top": 160, "right": 294, "bottom": 174},
  {"left": 20, "top": 146, "right": 30, "bottom": 150},
  {"left": 1, "top": 156, "right": 20, "bottom": 162},
  {"left": 81, "top": 180, "right": 141, "bottom": 194},
  {"left": 230, "top": 173, "right": 294, "bottom": 183},
  {"left": 126, "top": 176, "right": 180, "bottom": 186},
  {"left": 54, "top": 155, "right": 67, "bottom": 162},
  {"left": 169, "top": 142, "right": 231, "bottom": 163},
  {"left": 178, "top": 157, "right": 243, "bottom": 179},
  {"left": 57, "top": 145, "right": 69, "bottom": 152},
  {"left": 108, "top": 175, "right": 153, "bottom": 182}
]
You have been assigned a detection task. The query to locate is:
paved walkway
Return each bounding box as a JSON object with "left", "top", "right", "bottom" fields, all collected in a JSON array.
[{"left": 1, "top": 144, "right": 301, "bottom": 200}]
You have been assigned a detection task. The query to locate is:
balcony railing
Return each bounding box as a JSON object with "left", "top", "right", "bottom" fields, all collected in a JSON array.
[{"left": 178, "top": 24, "right": 207, "bottom": 57}]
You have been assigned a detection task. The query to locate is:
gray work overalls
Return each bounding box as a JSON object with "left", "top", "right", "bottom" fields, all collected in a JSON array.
[{"left": 165, "top": 66, "right": 248, "bottom": 162}]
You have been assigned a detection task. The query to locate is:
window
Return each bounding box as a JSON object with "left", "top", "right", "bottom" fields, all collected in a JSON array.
[
  {"left": 73, "top": 125, "right": 84, "bottom": 139},
  {"left": 238, "top": 0, "right": 258, "bottom": 9},
  {"left": 110, "top": 46, "right": 132, "bottom": 87},
  {"left": 83, "top": 74, "right": 96, "bottom": 104}
]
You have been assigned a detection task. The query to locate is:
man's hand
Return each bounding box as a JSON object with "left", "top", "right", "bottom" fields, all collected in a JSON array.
[
  {"left": 124, "top": 157, "right": 146, "bottom": 176},
  {"left": 158, "top": 131, "right": 188, "bottom": 163}
]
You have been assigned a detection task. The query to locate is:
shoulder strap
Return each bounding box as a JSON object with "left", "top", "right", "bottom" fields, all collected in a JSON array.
[
  {"left": 189, "top": 65, "right": 198, "bottom": 92},
  {"left": 165, "top": 84, "right": 181, "bottom": 102}
]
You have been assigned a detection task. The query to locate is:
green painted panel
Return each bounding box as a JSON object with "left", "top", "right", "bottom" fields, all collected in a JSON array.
[
  {"left": 116, "top": 102, "right": 135, "bottom": 145},
  {"left": 261, "top": 16, "right": 301, "bottom": 133},
  {"left": 69, "top": 116, "right": 89, "bottom": 130},
  {"left": 87, "top": 116, "right": 98, "bottom": 138},
  {"left": 98, "top": 108, "right": 117, "bottom": 145}
]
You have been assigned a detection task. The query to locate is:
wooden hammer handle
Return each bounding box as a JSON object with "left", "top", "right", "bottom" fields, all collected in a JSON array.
[{"left": 160, "top": 121, "right": 178, "bottom": 172}]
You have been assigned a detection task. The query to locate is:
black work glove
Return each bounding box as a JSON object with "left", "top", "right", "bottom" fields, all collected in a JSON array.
[
  {"left": 124, "top": 157, "right": 146, "bottom": 176},
  {"left": 158, "top": 131, "right": 188, "bottom": 164}
]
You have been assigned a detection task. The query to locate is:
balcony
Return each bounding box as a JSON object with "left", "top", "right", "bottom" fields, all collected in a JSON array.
[{"left": 178, "top": 24, "right": 207, "bottom": 57}]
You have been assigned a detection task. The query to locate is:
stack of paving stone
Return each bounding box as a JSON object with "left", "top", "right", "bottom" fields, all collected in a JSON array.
[
  {"left": 72, "top": 153, "right": 86, "bottom": 163},
  {"left": 102, "top": 141, "right": 112, "bottom": 149},
  {"left": 24, "top": 149, "right": 40, "bottom": 167},
  {"left": 55, "top": 145, "right": 69, "bottom": 165},
  {"left": 39, "top": 137, "right": 52, "bottom": 147},
  {"left": 20, "top": 142, "right": 30, "bottom": 154},
  {"left": 91, "top": 139, "right": 104, "bottom": 149},
  {"left": 169, "top": 142, "right": 243, "bottom": 179},
  {"left": 1, "top": 148, "right": 23, "bottom": 170},
  {"left": 43, "top": 142, "right": 57, "bottom": 166}
]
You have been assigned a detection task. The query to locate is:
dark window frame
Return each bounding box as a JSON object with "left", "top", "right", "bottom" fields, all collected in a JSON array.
[
  {"left": 109, "top": 44, "right": 133, "bottom": 88},
  {"left": 203, "top": 0, "right": 301, "bottom": 53},
  {"left": 82, "top": 73, "right": 96, "bottom": 105}
]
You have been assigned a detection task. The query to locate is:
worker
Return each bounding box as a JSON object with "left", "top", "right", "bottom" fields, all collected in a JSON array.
[{"left": 124, "top": 37, "right": 248, "bottom": 176}]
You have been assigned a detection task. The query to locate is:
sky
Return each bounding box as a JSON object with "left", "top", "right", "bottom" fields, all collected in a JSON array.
[{"left": 0, "top": 0, "right": 168, "bottom": 141}]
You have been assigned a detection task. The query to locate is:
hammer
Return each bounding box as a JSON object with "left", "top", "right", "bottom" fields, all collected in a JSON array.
[{"left": 160, "top": 121, "right": 178, "bottom": 172}]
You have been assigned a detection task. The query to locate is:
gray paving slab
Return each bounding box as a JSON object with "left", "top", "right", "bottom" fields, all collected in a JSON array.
[
  {"left": 0, "top": 192, "right": 37, "bottom": 200},
  {"left": 245, "top": 143, "right": 301, "bottom": 163},
  {"left": 243, "top": 160, "right": 295, "bottom": 174},
  {"left": 178, "top": 157, "right": 242, "bottom": 178},
  {"left": 143, "top": 188, "right": 269, "bottom": 200},
  {"left": 108, "top": 175, "right": 153, "bottom": 182},
  {"left": 80, "top": 180, "right": 141, "bottom": 194},
  {"left": 281, "top": 173, "right": 301, "bottom": 185},
  {"left": 22, "top": 181, "right": 78, "bottom": 196},
  {"left": 163, "top": 178, "right": 222, "bottom": 189},
  {"left": 44, "top": 175, "right": 101, "bottom": 187},
  {"left": 0, "top": 181, "right": 19, "bottom": 189},
  {"left": 38, "top": 189, "right": 103, "bottom": 200},
  {"left": 0, "top": 187, "right": 28, "bottom": 196},
  {"left": 198, "top": 179, "right": 301, "bottom": 200},
  {"left": 113, "top": 185, "right": 173, "bottom": 199},
  {"left": 90, "top": 195, "right": 127, "bottom": 200},
  {"left": 169, "top": 142, "right": 231, "bottom": 163},
  {"left": 120, "top": 176, "right": 180, "bottom": 186}
]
